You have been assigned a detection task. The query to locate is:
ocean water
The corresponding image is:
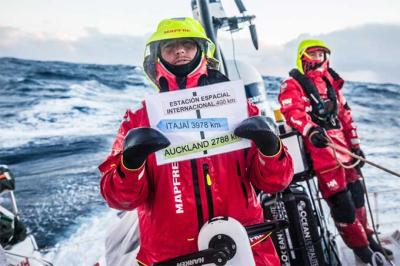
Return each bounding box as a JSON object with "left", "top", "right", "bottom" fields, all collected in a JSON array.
[{"left": 0, "top": 57, "right": 399, "bottom": 265}]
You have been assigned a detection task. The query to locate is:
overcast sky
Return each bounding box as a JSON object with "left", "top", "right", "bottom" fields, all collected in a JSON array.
[{"left": 1, "top": 0, "right": 400, "bottom": 83}]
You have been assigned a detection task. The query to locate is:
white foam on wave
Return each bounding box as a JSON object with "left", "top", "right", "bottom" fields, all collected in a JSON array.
[
  {"left": 0, "top": 81, "right": 151, "bottom": 149},
  {"left": 44, "top": 209, "right": 118, "bottom": 266}
]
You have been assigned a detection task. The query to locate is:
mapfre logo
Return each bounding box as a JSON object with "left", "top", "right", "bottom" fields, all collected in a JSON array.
[
  {"left": 172, "top": 162, "right": 184, "bottom": 214},
  {"left": 164, "top": 29, "right": 190, "bottom": 34}
]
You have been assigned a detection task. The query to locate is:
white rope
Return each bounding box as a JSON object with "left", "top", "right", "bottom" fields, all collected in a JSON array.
[
  {"left": 324, "top": 133, "right": 361, "bottom": 169},
  {"left": 318, "top": 133, "right": 400, "bottom": 178}
]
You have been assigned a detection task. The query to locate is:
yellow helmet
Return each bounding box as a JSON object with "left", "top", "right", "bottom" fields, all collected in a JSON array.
[
  {"left": 143, "top": 17, "right": 216, "bottom": 85},
  {"left": 296, "top": 39, "right": 331, "bottom": 74},
  {"left": 146, "top": 17, "right": 212, "bottom": 47}
]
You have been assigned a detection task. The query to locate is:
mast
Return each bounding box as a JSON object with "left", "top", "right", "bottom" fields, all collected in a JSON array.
[
  {"left": 195, "top": 0, "right": 225, "bottom": 73},
  {"left": 191, "top": 0, "right": 259, "bottom": 75}
]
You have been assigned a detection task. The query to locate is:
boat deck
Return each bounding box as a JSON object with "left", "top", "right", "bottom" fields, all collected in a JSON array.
[{"left": 339, "top": 230, "right": 400, "bottom": 266}]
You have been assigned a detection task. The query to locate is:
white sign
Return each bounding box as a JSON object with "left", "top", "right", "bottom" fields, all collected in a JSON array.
[{"left": 145, "top": 80, "right": 251, "bottom": 165}]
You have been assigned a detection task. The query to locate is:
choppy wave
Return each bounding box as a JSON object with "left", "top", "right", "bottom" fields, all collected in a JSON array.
[
  {"left": 1, "top": 57, "right": 399, "bottom": 264},
  {"left": 0, "top": 57, "right": 156, "bottom": 251}
]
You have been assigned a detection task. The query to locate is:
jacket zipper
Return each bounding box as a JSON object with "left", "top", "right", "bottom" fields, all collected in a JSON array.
[
  {"left": 190, "top": 160, "right": 204, "bottom": 232},
  {"left": 241, "top": 182, "right": 249, "bottom": 208},
  {"left": 237, "top": 160, "right": 249, "bottom": 208},
  {"left": 203, "top": 163, "right": 214, "bottom": 220}
]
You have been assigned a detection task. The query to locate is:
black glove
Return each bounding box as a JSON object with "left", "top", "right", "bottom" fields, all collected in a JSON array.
[
  {"left": 122, "top": 128, "right": 170, "bottom": 169},
  {"left": 308, "top": 127, "right": 328, "bottom": 148},
  {"left": 352, "top": 148, "right": 365, "bottom": 168},
  {"left": 234, "top": 116, "right": 281, "bottom": 156}
]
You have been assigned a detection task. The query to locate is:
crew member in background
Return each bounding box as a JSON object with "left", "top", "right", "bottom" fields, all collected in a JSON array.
[
  {"left": 278, "top": 39, "right": 392, "bottom": 264},
  {"left": 99, "top": 17, "right": 293, "bottom": 265},
  {"left": 0, "top": 166, "right": 27, "bottom": 248}
]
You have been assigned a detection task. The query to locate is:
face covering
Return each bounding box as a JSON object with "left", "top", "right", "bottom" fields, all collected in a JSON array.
[{"left": 159, "top": 44, "right": 202, "bottom": 77}]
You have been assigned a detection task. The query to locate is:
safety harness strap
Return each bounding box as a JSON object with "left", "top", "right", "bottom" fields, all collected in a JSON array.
[{"left": 289, "top": 69, "right": 339, "bottom": 129}]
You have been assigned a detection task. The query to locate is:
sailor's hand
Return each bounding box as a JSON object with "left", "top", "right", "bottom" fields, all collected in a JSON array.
[
  {"left": 122, "top": 128, "right": 170, "bottom": 169},
  {"left": 234, "top": 116, "right": 281, "bottom": 156},
  {"left": 308, "top": 127, "right": 328, "bottom": 148},
  {"left": 352, "top": 148, "right": 365, "bottom": 168}
]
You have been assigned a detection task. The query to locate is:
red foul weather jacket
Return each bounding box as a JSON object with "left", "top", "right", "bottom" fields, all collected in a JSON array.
[
  {"left": 278, "top": 68, "right": 360, "bottom": 173},
  {"left": 100, "top": 61, "right": 293, "bottom": 265}
]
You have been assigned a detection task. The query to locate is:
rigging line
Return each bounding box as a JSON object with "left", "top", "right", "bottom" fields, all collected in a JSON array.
[
  {"left": 360, "top": 170, "right": 394, "bottom": 265},
  {"left": 230, "top": 31, "right": 241, "bottom": 80},
  {"left": 327, "top": 141, "right": 400, "bottom": 177},
  {"left": 314, "top": 132, "right": 400, "bottom": 178}
]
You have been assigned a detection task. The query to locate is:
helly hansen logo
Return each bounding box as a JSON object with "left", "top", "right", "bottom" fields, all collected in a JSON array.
[
  {"left": 282, "top": 98, "right": 292, "bottom": 106},
  {"left": 327, "top": 179, "right": 338, "bottom": 189},
  {"left": 172, "top": 162, "right": 184, "bottom": 214}
]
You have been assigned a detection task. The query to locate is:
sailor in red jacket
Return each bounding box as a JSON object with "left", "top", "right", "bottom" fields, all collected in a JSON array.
[
  {"left": 99, "top": 17, "right": 293, "bottom": 265},
  {"left": 278, "top": 39, "right": 392, "bottom": 263}
]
